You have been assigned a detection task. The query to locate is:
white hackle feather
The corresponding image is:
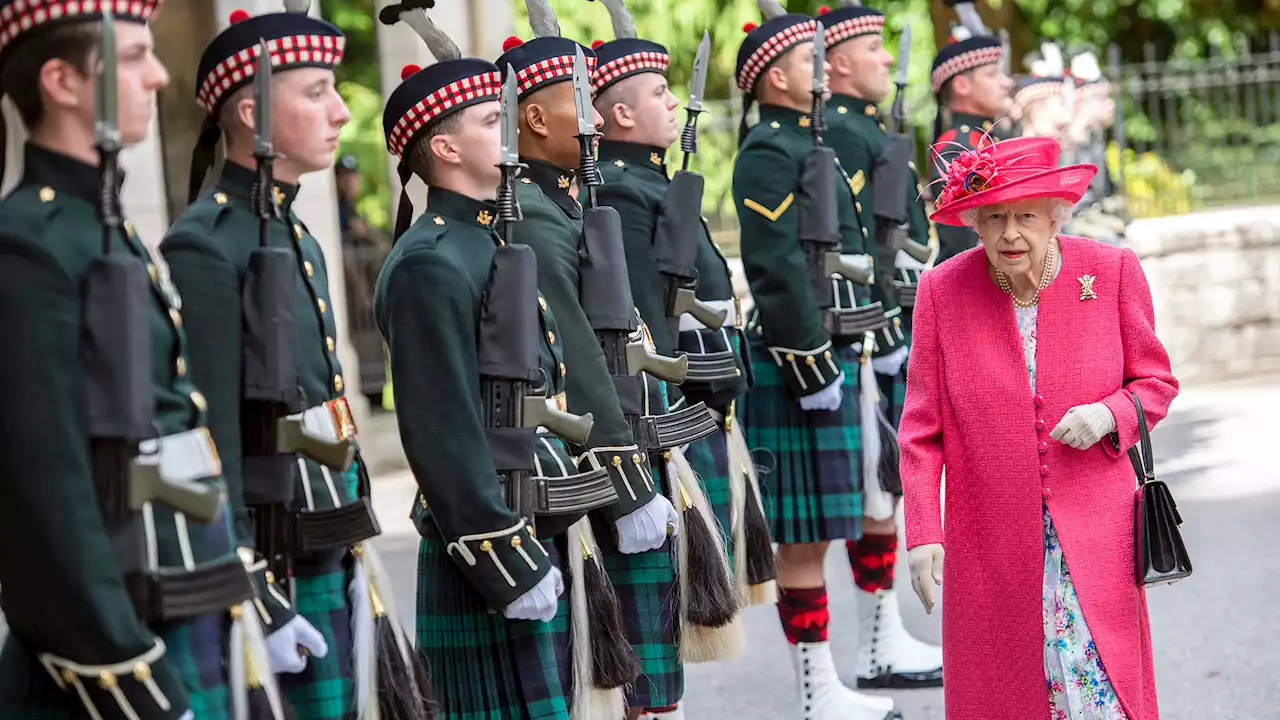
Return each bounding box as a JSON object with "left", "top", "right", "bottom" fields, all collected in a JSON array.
[
  {"left": 597, "top": 0, "right": 636, "bottom": 40},
  {"left": 283, "top": 0, "right": 311, "bottom": 13},
  {"left": 1040, "top": 42, "right": 1065, "bottom": 76},
  {"left": 671, "top": 449, "right": 746, "bottom": 663},
  {"left": 400, "top": 7, "right": 461, "bottom": 62},
  {"left": 1071, "top": 51, "right": 1102, "bottom": 82},
  {"left": 525, "top": 0, "right": 560, "bottom": 38},
  {"left": 350, "top": 554, "right": 378, "bottom": 720},
  {"left": 757, "top": 0, "right": 787, "bottom": 19},
  {"left": 860, "top": 357, "right": 895, "bottom": 521},
  {"left": 567, "top": 520, "right": 626, "bottom": 720}
]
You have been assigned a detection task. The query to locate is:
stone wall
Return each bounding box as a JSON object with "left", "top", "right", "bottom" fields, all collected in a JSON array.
[{"left": 1125, "top": 206, "right": 1280, "bottom": 384}]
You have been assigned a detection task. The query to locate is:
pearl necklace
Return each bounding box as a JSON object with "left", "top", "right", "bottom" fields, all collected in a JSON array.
[{"left": 996, "top": 240, "right": 1058, "bottom": 309}]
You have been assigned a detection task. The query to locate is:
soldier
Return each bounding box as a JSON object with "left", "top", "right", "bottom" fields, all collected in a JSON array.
[
  {"left": 373, "top": 4, "right": 637, "bottom": 718},
  {"left": 498, "top": 2, "right": 686, "bottom": 716},
  {"left": 588, "top": 5, "right": 758, "bottom": 715},
  {"left": 0, "top": 3, "right": 277, "bottom": 718},
  {"left": 732, "top": 4, "right": 901, "bottom": 719},
  {"left": 162, "top": 3, "right": 396, "bottom": 718},
  {"left": 1012, "top": 74, "right": 1068, "bottom": 143},
  {"left": 927, "top": 23, "right": 1013, "bottom": 264},
  {"left": 816, "top": 2, "right": 945, "bottom": 690}
]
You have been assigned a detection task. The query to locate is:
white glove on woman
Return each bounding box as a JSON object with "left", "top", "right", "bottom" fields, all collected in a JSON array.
[
  {"left": 798, "top": 371, "right": 845, "bottom": 412},
  {"left": 503, "top": 567, "right": 564, "bottom": 623},
  {"left": 266, "top": 615, "right": 329, "bottom": 674},
  {"left": 1050, "top": 402, "right": 1117, "bottom": 450},
  {"left": 908, "top": 543, "right": 945, "bottom": 615},
  {"left": 615, "top": 494, "right": 680, "bottom": 554}
]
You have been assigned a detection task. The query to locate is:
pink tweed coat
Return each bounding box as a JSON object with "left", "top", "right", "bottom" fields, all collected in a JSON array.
[{"left": 900, "top": 235, "right": 1179, "bottom": 720}]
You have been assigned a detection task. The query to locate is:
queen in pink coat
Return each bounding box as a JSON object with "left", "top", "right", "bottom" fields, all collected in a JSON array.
[{"left": 900, "top": 136, "right": 1179, "bottom": 720}]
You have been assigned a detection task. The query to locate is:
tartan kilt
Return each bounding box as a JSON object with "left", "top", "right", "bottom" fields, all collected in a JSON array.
[
  {"left": 876, "top": 365, "right": 907, "bottom": 429},
  {"left": 589, "top": 463, "right": 682, "bottom": 710},
  {"left": 740, "top": 343, "right": 863, "bottom": 545},
  {"left": 279, "top": 557, "right": 357, "bottom": 720},
  {"left": 682, "top": 429, "right": 734, "bottom": 567},
  {"left": 157, "top": 611, "right": 232, "bottom": 719},
  {"left": 415, "top": 535, "right": 571, "bottom": 720}
]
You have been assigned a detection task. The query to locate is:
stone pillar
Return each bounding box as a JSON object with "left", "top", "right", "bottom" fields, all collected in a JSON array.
[
  {"left": 373, "top": 0, "right": 513, "bottom": 226},
  {"left": 209, "top": 0, "right": 367, "bottom": 420},
  {"left": 152, "top": 0, "right": 217, "bottom": 225}
]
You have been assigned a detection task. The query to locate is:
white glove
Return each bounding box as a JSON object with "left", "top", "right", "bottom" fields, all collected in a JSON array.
[
  {"left": 615, "top": 494, "right": 680, "bottom": 554},
  {"left": 908, "top": 543, "right": 944, "bottom": 615},
  {"left": 871, "top": 346, "right": 909, "bottom": 377},
  {"left": 1050, "top": 402, "right": 1116, "bottom": 450},
  {"left": 178, "top": 712, "right": 194, "bottom": 720},
  {"left": 266, "top": 615, "right": 329, "bottom": 674},
  {"left": 503, "top": 567, "right": 564, "bottom": 623},
  {"left": 798, "top": 371, "right": 844, "bottom": 412}
]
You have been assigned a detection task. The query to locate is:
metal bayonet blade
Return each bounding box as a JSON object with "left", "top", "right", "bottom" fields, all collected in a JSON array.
[
  {"left": 500, "top": 67, "right": 519, "bottom": 166},
  {"left": 895, "top": 24, "right": 911, "bottom": 87},
  {"left": 811, "top": 20, "right": 826, "bottom": 96},
  {"left": 687, "top": 31, "right": 710, "bottom": 113},
  {"left": 94, "top": 11, "right": 118, "bottom": 149},
  {"left": 253, "top": 39, "right": 273, "bottom": 157},
  {"left": 572, "top": 47, "right": 595, "bottom": 138}
]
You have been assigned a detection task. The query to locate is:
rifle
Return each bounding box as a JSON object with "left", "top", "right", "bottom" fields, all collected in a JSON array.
[
  {"left": 656, "top": 31, "right": 727, "bottom": 334},
  {"left": 873, "top": 24, "right": 934, "bottom": 270},
  {"left": 796, "top": 23, "right": 882, "bottom": 340},
  {"left": 481, "top": 69, "right": 605, "bottom": 527}
]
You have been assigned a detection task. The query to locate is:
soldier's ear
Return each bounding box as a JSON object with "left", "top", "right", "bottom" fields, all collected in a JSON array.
[
  {"left": 523, "top": 101, "right": 550, "bottom": 139},
  {"left": 233, "top": 95, "right": 256, "bottom": 135},
  {"left": 951, "top": 71, "right": 973, "bottom": 100},
  {"left": 764, "top": 64, "right": 789, "bottom": 96},
  {"left": 36, "top": 57, "right": 91, "bottom": 114},
  {"left": 427, "top": 132, "right": 460, "bottom": 167},
  {"left": 609, "top": 101, "right": 634, "bottom": 130}
]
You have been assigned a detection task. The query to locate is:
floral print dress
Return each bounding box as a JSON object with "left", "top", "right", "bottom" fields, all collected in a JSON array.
[{"left": 1018, "top": 305, "right": 1128, "bottom": 720}]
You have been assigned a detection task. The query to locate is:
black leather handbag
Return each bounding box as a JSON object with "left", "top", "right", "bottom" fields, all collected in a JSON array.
[{"left": 1130, "top": 393, "right": 1193, "bottom": 587}]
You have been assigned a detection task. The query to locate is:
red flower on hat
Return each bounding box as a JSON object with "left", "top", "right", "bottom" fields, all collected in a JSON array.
[
  {"left": 935, "top": 146, "right": 999, "bottom": 209},
  {"left": 229, "top": 8, "right": 251, "bottom": 24}
]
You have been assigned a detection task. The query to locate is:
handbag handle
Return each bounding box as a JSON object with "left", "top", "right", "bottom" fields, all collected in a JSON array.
[{"left": 1128, "top": 392, "right": 1155, "bottom": 486}]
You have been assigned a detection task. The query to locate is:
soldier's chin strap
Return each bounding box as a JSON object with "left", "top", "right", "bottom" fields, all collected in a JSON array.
[
  {"left": 738, "top": 93, "right": 754, "bottom": 146},
  {"left": 393, "top": 159, "right": 414, "bottom": 241},
  {"left": 188, "top": 114, "right": 221, "bottom": 203}
]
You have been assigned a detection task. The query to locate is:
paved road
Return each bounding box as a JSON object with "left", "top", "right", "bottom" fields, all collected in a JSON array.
[{"left": 371, "top": 378, "right": 1280, "bottom": 720}]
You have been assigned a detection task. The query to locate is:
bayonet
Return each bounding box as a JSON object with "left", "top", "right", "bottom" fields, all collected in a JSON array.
[
  {"left": 496, "top": 68, "right": 525, "bottom": 240},
  {"left": 251, "top": 39, "right": 277, "bottom": 247},
  {"left": 809, "top": 20, "right": 827, "bottom": 145},
  {"left": 680, "top": 31, "right": 710, "bottom": 170},
  {"left": 95, "top": 10, "right": 121, "bottom": 252},
  {"left": 944, "top": 0, "right": 989, "bottom": 36},
  {"left": 890, "top": 24, "right": 911, "bottom": 134},
  {"left": 572, "top": 46, "right": 601, "bottom": 207}
]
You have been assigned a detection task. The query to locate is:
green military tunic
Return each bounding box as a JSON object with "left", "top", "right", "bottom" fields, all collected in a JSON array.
[
  {"left": 0, "top": 144, "right": 243, "bottom": 718},
  {"left": 374, "top": 186, "right": 576, "bottom": 718},
  {"left": 733, "top": 104, "right": 878, "bottom": 544},
  {"left": 826, "top": 93, "right": 933, "bottom": 345},
  {"left": 928, "top": 111, "right": 1006, "bottom": 265},
  {"left": 162, "top": 160, "right": 359, "bottom": 719},
  {"left": 516, "top": 157, "right": 682, "bottom": 709}
]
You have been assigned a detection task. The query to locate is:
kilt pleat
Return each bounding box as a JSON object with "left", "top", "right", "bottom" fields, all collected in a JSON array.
[
  {"left": 415, "top": 535, "right": 571, "bottom": 720},
  {"left": 589, "top": 463, "right": 682, "bottom": 710},
  {"left": 158, "top": 610, "right": 232, "bottom": 719},
  {"left": 876, "top": 366, "right": 907, "bottom": 428},
  {"left": 279, "top": 564, "right": 357, "bottom": 720},
  {"left": 740, "top": 343, "right": 863, "bottom": 545}
]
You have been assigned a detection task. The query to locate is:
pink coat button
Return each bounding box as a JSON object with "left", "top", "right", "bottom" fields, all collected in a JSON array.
[
  {"left": 1034, "top": 394, "right": 1045, "bottom": 408},
  {"left": 1043, "top": 487, "right": 1052, "bottom": 498},
  {"left": 1040, "top": 464, "right": 1050, "bottom": 477},
  {"left": 1038, "top": 441, "right": 1048, "bottom": 454},
  {"left": 1036, "top": 418, "right": 1046, "bottom": 432}
]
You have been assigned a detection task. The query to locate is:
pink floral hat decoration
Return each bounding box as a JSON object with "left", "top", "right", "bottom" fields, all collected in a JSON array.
[{"left": 928, "top": 136, "right": 1098, "bottom": 227}]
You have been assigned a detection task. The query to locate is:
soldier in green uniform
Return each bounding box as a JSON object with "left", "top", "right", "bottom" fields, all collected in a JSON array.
[
  {"left": 161, "top": 4, "right": 388, "bottom": 718},
  {"left": 497, "top": 2, "right": 684, "bottom": 715},
  {"left": 817, "top": 2, "right": 945, "bottom": 690},
  {"left": 927, "top": 25, "right": 1013, "bottom": 264},
  {"left": 373, "top": 4, "right": 634, "bottom": 718},
  {"left": 732, "top": 6, "right": 901, "bottom": 719},
  {"left": 589, "top": 10, "right": 756, "bottom": 716},
  {"left": 0, "top": 3, "right": 274, "bottom": 718}
]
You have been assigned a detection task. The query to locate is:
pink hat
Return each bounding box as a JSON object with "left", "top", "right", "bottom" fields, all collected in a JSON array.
[{"left": 929, "top": 136, "right": 1098, "bottom": 227}]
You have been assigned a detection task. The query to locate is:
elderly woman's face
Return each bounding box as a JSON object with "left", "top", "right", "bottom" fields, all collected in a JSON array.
[{"left": 974, "top": 198, "right": 1058, "bottom": 278}]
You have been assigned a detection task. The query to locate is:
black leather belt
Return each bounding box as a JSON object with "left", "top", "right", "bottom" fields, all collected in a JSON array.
[
  {"left": 824, "top": 302, "right": 887, "bottom": 339},
  {"left": 635, "top": 401, "right": 719, "bottom": 450},
  {"left": 124, "top": 556, "right": 254, "bottom": 622},
  {"left": 251, "top": 499, "right": 381, "bottom": 559},
  {"left": 893, "top": 281, "right": 918, "bottom": 307},
  {"left": 680, "top": 349, "right": 741, "bottom": 383},
  {"left": 500, "top": 467, "right": 617, "bottom": 516}
]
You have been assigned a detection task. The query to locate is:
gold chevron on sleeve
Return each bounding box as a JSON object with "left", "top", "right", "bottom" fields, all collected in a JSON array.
[
  {"left": 849, "top": 170, "right": 866, "bottom": 196},
  {"left": 743, "top": 193, "right": 794, "bottom": 222}
]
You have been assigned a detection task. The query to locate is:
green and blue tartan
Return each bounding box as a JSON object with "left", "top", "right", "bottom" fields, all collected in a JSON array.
[
  {"left": 279, "top": 463, "right": 360, "bottom": 720},
  {"left": 739, "top": 343, "right": 863, "bottom": 545},
  {"left": 683, "top": 429, "right": 734, "bottom": 568},
  {"left": 590, "top": 462, "right": 681, "bottom": 711},
  {"left": 415, "top": 535, "right": 571, "bottom": 720},
  {"left": 158, "top": 611, "right": 232, "bottom": 719},
  {"left": 876, "top": 366, "right": 907, "bottom": 428}
]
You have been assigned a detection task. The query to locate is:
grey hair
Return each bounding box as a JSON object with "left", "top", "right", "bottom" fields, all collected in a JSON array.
[{"left": 960, "top": 198, "right": 1075, "bottom": 233}]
